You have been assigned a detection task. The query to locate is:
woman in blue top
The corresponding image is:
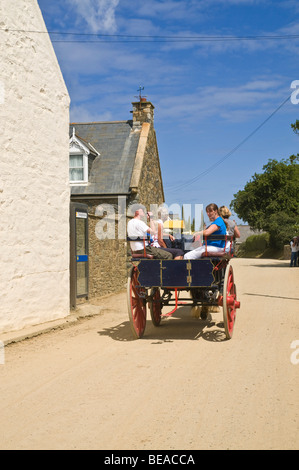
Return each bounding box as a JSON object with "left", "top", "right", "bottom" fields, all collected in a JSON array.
[{"left": 184, "top": 203, "right": 227, "bottom": 259}]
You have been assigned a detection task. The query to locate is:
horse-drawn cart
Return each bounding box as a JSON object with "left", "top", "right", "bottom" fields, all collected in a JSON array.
[{"left": 127, "top": 235, "right": 241, "bottom": 340}]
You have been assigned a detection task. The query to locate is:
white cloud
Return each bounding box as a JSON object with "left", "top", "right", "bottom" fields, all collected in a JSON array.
[
  {"left": 68, "top": 0, "right": 120, "bottom": 33},
  {"left": 155, "top": 78, "right": 287, "bottom": 123},
  {"left": 70, "top": 104, "right": 113, "bottom": 122},
  {"left": 279, "top": 0, "right": 299, "bottom": 14},
  {"left": 123, "top": 0, "right": 267, "bottom": 20}
]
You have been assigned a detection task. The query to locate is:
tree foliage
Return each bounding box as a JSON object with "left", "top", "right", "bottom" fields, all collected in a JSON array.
[
  {"left": 230, "top": 154, "right": 299, "bottom": 248},
  {"left": 291, "top": 119, "right": 299, "bottom": 135}
]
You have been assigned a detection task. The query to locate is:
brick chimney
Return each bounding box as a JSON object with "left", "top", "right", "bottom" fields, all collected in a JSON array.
[{"left": 131, "top": 99, "right": 155, "bottom": 125}]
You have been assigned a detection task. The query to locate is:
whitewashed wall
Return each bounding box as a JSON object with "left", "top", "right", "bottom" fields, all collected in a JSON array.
[{"left": 0, "top": 0, "right": 70, "bottom": 333}]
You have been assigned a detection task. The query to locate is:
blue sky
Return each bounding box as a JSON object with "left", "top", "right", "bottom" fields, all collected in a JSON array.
[{"left": 37, "top": 0, "right": 299, "bottom": 225}]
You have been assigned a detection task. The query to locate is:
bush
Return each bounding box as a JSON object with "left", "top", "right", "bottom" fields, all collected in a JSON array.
[
  {"left": 245, "top": 233, "right": 270, "bottom": 252},
  {"left": 267, "top": 212, "right": 299, "bottom": 248},
  {"left": 236, "top": 232, "right": 283, "bottom": 258}
]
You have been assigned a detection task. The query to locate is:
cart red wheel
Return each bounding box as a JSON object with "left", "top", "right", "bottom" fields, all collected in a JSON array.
[
  {"left": 149, "top": 288, "right": 162, "bottom": 326},
  {"left": 127, "top": 266, "right": 147, "bottom": 338},
  {"left": 222, "top": 265, "right": 240, "bottom": 339}
]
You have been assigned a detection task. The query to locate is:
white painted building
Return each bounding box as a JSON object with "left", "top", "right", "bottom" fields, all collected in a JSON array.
[{"left": 0, "top": 0, "right": 70, "bottom": 333}]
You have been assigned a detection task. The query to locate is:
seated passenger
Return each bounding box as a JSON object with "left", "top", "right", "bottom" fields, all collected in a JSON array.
[
  {"left": 219, "top": 206, "right": 241, "bottom": 238},
  {"left": 219, "top": 205, "right": 240, "bottom": 253},
  {"left": 151, "top": 209, "right": 184, "bottom": 259},
  {"left": 184, "top": 203, "right": 227, "bottom": 259},
  {"left": 127, "top": 207, "right": 172, "bottom": 260}
]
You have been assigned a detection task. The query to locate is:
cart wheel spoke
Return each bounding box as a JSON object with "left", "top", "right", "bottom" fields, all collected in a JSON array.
[
  {"left": 127, "top": 267, "right": 147, "bottom": 338},
  {"left": 149, "top": 288, "right": 162, "bottom": 326},
  {"left": 222, "top": 265, "right": 240, "bottom": 339}
]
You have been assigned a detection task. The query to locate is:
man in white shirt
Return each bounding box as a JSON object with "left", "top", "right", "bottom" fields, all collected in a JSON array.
[{"left": 127, "top": 208, "right": 172, "bottom": 259}]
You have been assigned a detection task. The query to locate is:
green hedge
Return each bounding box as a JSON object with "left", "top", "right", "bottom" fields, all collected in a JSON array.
[{"left": 245, "top": 233, "right": 270, "bottom": 252}]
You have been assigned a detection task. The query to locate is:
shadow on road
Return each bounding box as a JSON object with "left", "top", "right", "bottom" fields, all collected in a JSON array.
[
  {"left": 248, "top": 261, "right": 290, "bottom": 268},
  {"left": 97, "top": 306, "right": 229, "bottom": 343},
  {"left": 244, "top": 292, "right": 299, "bottom": 301}
]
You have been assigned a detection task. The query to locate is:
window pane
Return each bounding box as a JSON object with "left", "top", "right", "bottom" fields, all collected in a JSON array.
[
  {"left": 70, "top": 168, "right": 84, "bottom": 181},
  {"left": 77, "top": 262, "right": 88, "bottom": 296},
  {"left": 70, "top": 154, "right": 83, "bottom": 168},
  {"left": 76, "top": 218, "right": 86, "bottom": 256}
]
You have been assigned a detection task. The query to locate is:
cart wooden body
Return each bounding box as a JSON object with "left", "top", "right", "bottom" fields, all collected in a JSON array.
[{"left": 127, "top": 235, "right": 240, "bottom": 340}]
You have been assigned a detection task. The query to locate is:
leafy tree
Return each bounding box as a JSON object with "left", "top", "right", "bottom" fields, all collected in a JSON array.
[
  {"left": 230, "top": 155, "right": 299, "bottom": 248},
  {"left": 291, "top": 119, "right": 299, "bottom": 135}
]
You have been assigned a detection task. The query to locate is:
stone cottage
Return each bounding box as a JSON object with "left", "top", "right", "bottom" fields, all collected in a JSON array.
[
  {"left": 0, "top": 0, "right": 70, "bottom": 334},
  {"left": 69, "top": 100, "right": 165, "bottom": 299}
]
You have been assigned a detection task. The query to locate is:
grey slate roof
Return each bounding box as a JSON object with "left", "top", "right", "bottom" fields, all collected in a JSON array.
[{"left": 70, "top": 121, "right": 141, "bottom": 196}]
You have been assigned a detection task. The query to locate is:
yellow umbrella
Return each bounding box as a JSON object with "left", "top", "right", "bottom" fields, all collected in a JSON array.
[{"left": 163, "top": 219, "right": 185, "bottom": 229}]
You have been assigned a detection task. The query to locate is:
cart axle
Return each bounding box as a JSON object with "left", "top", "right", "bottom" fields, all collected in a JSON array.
[{"left": 218, "top": 295, "right": 240, "bottom": 309}]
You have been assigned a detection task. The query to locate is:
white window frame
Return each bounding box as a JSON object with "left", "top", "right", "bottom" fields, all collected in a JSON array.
[
  {"left": 69, "top": 150, "right": 88, "bottom": 184},
  {"left": 69, "top": 134, "right": 89, "bottom": 185}
]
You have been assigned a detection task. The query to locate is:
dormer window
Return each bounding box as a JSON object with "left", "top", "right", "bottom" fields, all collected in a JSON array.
[
  {"left": 70, "top": 153, "right": 87, "bottom": 183},
  {"left": 69, "top": 127, "right": 100, "bottom": 185}
]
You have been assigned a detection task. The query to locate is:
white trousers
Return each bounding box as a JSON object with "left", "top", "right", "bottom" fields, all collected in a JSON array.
[{"left": 184, "top": 245, "right": 224, "bottom": 260}]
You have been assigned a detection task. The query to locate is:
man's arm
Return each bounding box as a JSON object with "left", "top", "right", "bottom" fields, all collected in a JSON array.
[
  {"left": 147, "top": 212, "right": 156, "bottom": 235},
  {"left": 157, "top": 221, "right": 167, "bottom": 248}
]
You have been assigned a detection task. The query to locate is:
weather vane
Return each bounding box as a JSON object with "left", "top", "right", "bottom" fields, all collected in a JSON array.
[{"left": 135, "top": 85, "right": 147, "bottom": 102}]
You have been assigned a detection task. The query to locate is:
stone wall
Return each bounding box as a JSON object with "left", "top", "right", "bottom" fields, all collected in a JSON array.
[
  {"left": 0, "top": 0, "right": 70, "bottom": 333},
  {"left": 135, "top": 127, "right": 165, "bottom": 208},
  {"left": 284, "top": 245, "right": 291, "bottom": 260},
  {"left": 86, "top": 198, "right": 128, "bottom": 298}
]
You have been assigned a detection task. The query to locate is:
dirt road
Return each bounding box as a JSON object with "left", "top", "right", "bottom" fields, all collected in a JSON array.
[{"left": 0, "top": 258, "right": 298, "bottom": 450}]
